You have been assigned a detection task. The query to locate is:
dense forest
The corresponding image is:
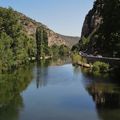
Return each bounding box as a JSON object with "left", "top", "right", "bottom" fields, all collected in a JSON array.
[
  {"left": 0, "top": 7, "right": 70, "bottom": 72},
  {"left": 0, "top": 7, "right": 36, "bottom": 72},
  {"left": 73, "top": 0, "right": 120, "bottom": 57}
]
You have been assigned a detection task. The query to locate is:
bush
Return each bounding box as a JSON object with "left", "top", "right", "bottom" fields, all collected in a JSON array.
[
  {"left": 59, "top": 45, "right": 70, "bottom": 56},
  {"left": 92, "top": 61, "right": 109, "bottom": 74},
  {"left": 71, "top": 53, "right": 82, "bottom": 64},
  {"left": 50, "top": 44, "right": 70, "bottom": 58}
]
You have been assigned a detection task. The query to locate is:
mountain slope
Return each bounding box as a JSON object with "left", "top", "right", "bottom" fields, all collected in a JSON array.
[
  {"left": 0, "top": 7, "right": 79, "bottom": 71},
  {"left": 15, "top": 9, "right": 79, "bottom": 48},
  {"left": 81, "top": 0, "right": 103, "bottom": 38},
  {"left": 78, "top": 0, "right": 120, "bottom": 57},
  {"left": 59, "top": 35, "right": 79, "bottom": 48}
]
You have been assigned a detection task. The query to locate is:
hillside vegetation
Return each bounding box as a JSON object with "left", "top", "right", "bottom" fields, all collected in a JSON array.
[
  {"left": 0, "top": 7, "right": 36, "bottom": 72},
  {"left": 0, "top": 7, "right": 71, "bottom": 72},
  {"left": 73, "top": 0, "right": 120, "bottom": 58}
]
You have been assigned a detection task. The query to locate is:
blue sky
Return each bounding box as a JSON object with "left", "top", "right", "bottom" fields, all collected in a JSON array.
[{"left": 0, "top": 0, "right": 94, "bottom": 36}]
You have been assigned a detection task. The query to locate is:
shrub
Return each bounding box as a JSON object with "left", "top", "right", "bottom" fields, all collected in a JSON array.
[
  {"left": 92, "top": 61, "right": 109, "bottom": 74},
  {"left": 71, "top": 53, "right": 82, "bottom": 64},
  {"left": 59, "top": 45, "right": 70, "bottom": 56}
]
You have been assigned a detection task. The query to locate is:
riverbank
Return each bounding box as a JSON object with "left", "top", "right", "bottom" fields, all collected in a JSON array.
[
  {"left": 71, "top": 52, "right": 110, "bottom": 76},
  {"left": 76, "top": 61, "right": 92, "bottom": 68},
  {"left": 28, "top": 56, "right": 52, "bottom": 61}
]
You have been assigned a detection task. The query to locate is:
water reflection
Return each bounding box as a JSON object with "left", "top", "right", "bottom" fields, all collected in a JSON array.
[
  {"left": 87, "top": 82, "right": 120, "bottom": 120},
  {"left": 36, "top": 57, "right": 71, "bottom": 88},
  {"left": 36, "top": 62, "right": 48, "bottom": 88},
  {"left": 0, "top": 65, "right": 33, "bottom": 120},
  {"left": 78, "top": 66, "right": 120, "bottom": 120},
  {"left": 0, "top": 58, "right": 120, "bottom": 120},
  {"left": 86, "top": 83, "right": 120, "bottom": 109},
  {"left": 87, "top": 83, "right": 120, "bottom": 120}
]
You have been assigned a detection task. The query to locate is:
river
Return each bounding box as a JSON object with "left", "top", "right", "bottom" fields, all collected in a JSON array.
[{"left": 0, "top": 58, "right": 120, "bottom": 120}]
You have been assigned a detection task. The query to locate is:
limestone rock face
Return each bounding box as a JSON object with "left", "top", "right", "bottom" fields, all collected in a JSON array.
[
  {"left": 81, "top": 0, "right": 103, "bottom": 38},
  {"left": 47, "top": 30, "right": 66, "bottom": 47},
  {"left": 17, "top": 12, "right": 79, "bottom": 48}
]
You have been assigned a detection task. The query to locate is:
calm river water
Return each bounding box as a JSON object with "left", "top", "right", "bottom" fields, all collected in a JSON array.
[{"left": 0, "top": 58, "right": 120, "bottom": 120}]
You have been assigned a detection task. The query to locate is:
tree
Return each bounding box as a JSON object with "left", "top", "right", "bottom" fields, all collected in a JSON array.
[
  {"left": 0, "top": 32, "right": 13, "bottom": 71},
  {"left": 0, "top": 7, "right": 36, "bottom": 71},
  {"left": 36, "top": 26, "right": 48, "bottom": 60}
]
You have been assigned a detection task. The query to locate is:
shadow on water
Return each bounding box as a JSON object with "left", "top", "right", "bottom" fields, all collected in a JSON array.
[
  {"left": 0, "top": 64, "right": 34, "bottom": 120},
  {"left": 74, "top": 66, "right": 120, "bottom": 120}
]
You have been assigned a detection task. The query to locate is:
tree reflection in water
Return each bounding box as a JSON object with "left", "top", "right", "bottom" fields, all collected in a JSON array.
[
  {"left": 82, "top": 69, "right": 120, "bottom": 120},
  {"left": 36, "top": 60, "right": 49, "bottom": 88},
  {"left": 0, "top": 64, "right": 33, "bottom": 120},
  {"left": 36, "top": 57, "right": 71, "bottom": 88},
  {"left": 87, "top": 83, "right": 120, "bottom": 109},
  {"left": 87, "top": 83, "right": 120, "bottom": 120}
]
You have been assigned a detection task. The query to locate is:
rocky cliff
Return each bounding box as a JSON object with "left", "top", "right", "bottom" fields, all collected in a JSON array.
[
  {"left": 17, "top": 11, "right": 79, "bottom": 48},
  {"left": 72, "top": 0, "right": 104, "bottom": 52},
  {"left": 79, "top": 0, "right": 120, "bottom": 57},
  {"left": 81, "top": 0, "right": 103, "bottom": 38},
  {"left": 59, "top": 35, "right": 80, "bottom": 48}
]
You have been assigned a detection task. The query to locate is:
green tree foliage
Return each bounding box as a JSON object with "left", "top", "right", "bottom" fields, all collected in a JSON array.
[
  {"left": 78, "top": 37, "right": 90, "bottom": 51},
  {"left": 36, "top": 27, "right": 70, "bottom": 60},
  {"left": 71, "top": 43, "right": 80, "bottom": 52},
  {"left": 92, "top": 61, "right": 109, "bottom": 75},
  {"left": 0, "top": 7, "right": 70, "bottom": 71},
  {"left": 71, "top": 53, "right": 82, "bottom": 64},
  {"left": 0, "top": 32, "right": 13, "bottom": 71},
  {"left": 50, "top": 44, "right": 60, "bottom": 57},
  {"left": 36, "top": 26, "right": 49, "bottom": 59},
  {"left": 50, "top": 44, "right": 70, "bottom": 58},
  {"left": 59, "top": 45, "right": 70, "bottom": 56},
  {"left": 71, "top": 52, "right": 87, "bottom": 64},
  {"left": 0, "top": 7, "right": 36, "bottom": 71},
  {"left": 76, "top": 0, "right": 120, "bottom": 57},
  {"left": 71, "top": 37, "right": 90, "bottom": 52},
  {"left": 36, "top": 27, "right": 42, "bottom": 60}
]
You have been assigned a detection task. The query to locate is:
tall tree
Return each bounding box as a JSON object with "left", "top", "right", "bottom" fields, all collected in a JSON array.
[{"left": 36, "top": 26, "right": 48, "bottom": 61}]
